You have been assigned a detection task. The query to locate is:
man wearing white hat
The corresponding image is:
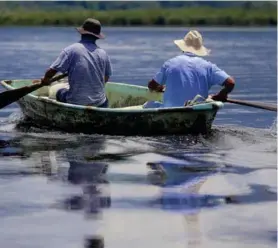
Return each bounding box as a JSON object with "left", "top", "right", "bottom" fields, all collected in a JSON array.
[
  {"left": 147, "top": 30, "right": 235, "bottom": 108},
  {"left": 35, "top": 18, "right": 112, "bottom": 107}
]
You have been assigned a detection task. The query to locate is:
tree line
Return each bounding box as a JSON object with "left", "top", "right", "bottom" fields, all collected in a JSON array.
[{"left": 0, "top": 6, "right": 276, "bottom": 26}]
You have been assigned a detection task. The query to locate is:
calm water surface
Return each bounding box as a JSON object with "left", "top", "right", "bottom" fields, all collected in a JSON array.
[{"left": 0, "top": 27, "right": 277, "bottom": 248}]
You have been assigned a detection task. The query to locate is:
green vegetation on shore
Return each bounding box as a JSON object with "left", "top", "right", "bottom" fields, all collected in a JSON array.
[{"left": 0, "top": 7, "right": 276, "bottom": 26}]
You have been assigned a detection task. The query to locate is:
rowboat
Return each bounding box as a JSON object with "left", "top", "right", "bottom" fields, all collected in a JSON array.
[{"left": 0, "top": 78, "right": 223, "bottom": 135}]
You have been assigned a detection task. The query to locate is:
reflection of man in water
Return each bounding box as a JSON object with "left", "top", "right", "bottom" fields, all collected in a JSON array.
[
  {"left": 65, "top": 152, "right": 110, "bottom": 248},
  {"left": 147, "top": 160, "right": 216, "bottom": 248},
  {"left": 60, "top": 139, "right": 111, "bottom": 213},
  {"left": 32, "top": 147, "right": 108, "bottom": 248},
  {"left": 147, "top": 161, "right": 220, "bottom": 211},
  {"left": 147, "top": 160, "right": 211, "bottom": 248},
  {"left": 62, "top": 142, "right": 110, "bottom": 248},
  {"left": 65, "top": 159, "right": 111, "bottom": 215}
]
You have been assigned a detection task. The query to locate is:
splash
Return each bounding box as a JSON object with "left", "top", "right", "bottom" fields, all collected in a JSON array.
[{"left": 269, "top": 118, "right": 277, "bottom": 138}]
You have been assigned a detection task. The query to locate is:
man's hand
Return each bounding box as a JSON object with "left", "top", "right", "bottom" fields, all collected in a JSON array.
[
  {"left": 32, "top": 79, "right": 41, "bottom": 84},
  {"left": 210, "top": 77, "right": 235, "bottom": 102},
  {"left": 41, "top": 78, "right": 52, "bottom": 86},
  {"left": 210, "top": 93, "right": 228, "bottom": 102},
  {"left": 32, "top": 78, "right": 51, "bottom": 86},
  {"left": 148, "top": 79, "right": 165, "bottom": 93},
  {"left": 151, "top": 85, "right": 165, "bottom": 93},
  {"left": 32, "top": 68, "right": 58, "bottom": 86}
]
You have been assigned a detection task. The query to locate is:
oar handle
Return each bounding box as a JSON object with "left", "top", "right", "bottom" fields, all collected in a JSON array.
[{"left": 226, "top": 98, "right": 277, "bottom": 112}]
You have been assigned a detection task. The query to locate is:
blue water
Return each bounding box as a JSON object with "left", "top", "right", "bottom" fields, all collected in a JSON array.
[{"left": 0, "top": 27, "right": 277, "bottom": 248}]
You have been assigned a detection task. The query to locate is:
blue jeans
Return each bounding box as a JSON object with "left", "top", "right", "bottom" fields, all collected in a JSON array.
[
  {"left": 56, "top": 88, "right": 109, "bottom": 108},
  {"left": 97, "top": 98, "right": 109, "bottom": 108},
  {"left": 56, "top": 88, "right": 68, "bottom": 103}
]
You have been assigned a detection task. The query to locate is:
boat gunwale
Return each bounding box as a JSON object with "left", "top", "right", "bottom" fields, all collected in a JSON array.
[{"left": 0, "top": 79, "right": 224, "bottom": 113}]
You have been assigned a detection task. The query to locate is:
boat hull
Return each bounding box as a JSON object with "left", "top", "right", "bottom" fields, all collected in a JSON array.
[{"left": 1, "top": 79, "right": 223, "bottom": 136}]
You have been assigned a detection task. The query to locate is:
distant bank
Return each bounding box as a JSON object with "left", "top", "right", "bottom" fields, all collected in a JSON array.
[{"left": 0, "top": 7, "right": 276, "bottom": 26}]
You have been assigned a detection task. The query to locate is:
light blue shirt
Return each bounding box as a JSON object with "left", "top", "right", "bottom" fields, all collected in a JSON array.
[
  {"left": 50, "top": 38, "right": 112, "bottom": 106},
  {"left": 153, "top": 52, "right": 230, "bottom": 107}
]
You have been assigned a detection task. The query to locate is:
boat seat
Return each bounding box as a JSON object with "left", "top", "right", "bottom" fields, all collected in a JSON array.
[
  {"left": 35, "top": 86, "right": 50, "bottom": 96},
  {"left": 35, "top": 82, "right": 69, "bottom": 99}
]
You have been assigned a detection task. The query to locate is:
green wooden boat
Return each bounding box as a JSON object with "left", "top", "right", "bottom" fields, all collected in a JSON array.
[{"left": 0, "top": 79, "right": 223, "bottom": 136}]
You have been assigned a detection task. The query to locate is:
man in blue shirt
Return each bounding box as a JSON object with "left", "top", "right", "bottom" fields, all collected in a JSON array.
[
  {"left": 146, "top": 30, "right": 235, "bottom": 108},
  {"left": 35, "top": 18, "right": 112, "bottom": 107}
]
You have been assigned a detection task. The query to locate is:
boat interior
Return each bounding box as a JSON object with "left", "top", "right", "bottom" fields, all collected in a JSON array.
[{"left": 7, "top": 79, "right": 163, "bottom": 109}]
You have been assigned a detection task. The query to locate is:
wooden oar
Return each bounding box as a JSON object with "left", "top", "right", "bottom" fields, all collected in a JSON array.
[
  {"left": 226, "top": 98, "right": 277, "bottom": 112},
  {"left": 0, "top": 73, "right": 68, "bottom": 109}
]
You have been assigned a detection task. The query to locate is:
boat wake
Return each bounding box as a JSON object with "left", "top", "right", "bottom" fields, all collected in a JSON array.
[
  {"left": 0, "top": 107, "right": 276, "bottom": 165},
  {"left": 0, "top": 121, "right": 276, "bottom": 153}
]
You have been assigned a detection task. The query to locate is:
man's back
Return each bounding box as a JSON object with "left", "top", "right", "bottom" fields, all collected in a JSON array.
[
  {"left": 51, "top": 39, "right": 112, "bottom": 106},
  {"left": 160, "top": 53, "right": 226, "bottom": 107},
  {"left": 147, "top": 30, "right": 234, "bottom": 108}
]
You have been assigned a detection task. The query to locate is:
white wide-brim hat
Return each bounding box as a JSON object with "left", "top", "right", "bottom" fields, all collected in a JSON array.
[{"left": 174, "top": 30, "right": 210, "bottom": 56}]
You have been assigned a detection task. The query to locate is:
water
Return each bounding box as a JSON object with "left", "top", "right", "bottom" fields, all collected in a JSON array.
[{"left": 0, "top": 27, "right": 277, "bottom": 248}]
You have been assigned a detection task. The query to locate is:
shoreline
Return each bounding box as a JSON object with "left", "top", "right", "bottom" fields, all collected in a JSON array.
[
  {"left": 0, "top": 26, "right": 275, "bottom": 29},
  {"left": 0, "top": 7, "right": 276, "bottom": 27}
]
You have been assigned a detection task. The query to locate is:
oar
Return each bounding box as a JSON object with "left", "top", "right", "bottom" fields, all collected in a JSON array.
[
  {"left": 0, "top": 73, "right": 68, "bottom": 109},
  {"left": 226, "top": 98, "right": 277, "bottom": 112}
]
